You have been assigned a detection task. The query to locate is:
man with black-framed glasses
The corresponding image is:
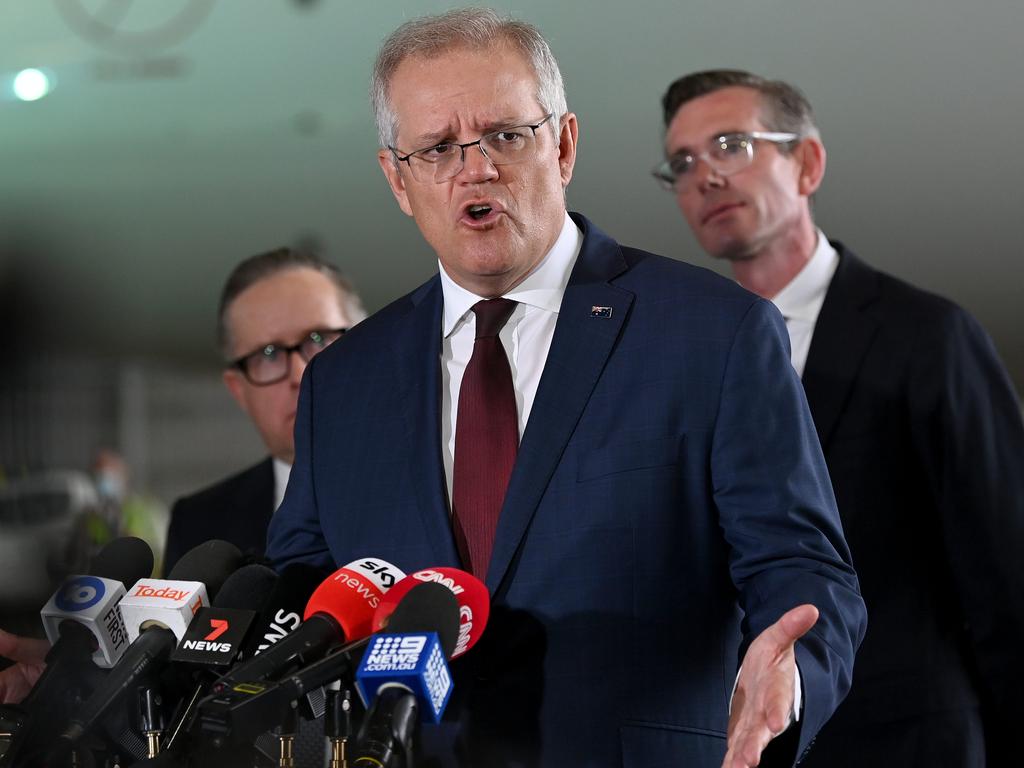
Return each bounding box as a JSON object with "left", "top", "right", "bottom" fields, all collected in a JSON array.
[
  {"left": 659, "top": 68, "right": 1024, "bottom": 767},
  {"left": 162, "top": 247, "right": 365, "bottom": 576}
]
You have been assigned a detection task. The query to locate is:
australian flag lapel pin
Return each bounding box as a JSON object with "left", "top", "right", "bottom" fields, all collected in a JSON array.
[{"left": 590, "top": 305, "right": 613, "bottom": 318}]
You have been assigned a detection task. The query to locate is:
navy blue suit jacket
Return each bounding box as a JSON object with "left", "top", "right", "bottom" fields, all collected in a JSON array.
[{"left": 267, "top": 214, "right": 867, "bottom": 767}]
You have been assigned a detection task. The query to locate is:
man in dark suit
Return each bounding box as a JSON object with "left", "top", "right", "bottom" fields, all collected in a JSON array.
[
  {"left": 267, "top": 10, "right": 866, "bottom": 767},
  {"left": 163, "top": 248, "right": 365, "bottom": 575},
  {"left": 657, "top": 68, "right": 1024, "bottom": 766}
]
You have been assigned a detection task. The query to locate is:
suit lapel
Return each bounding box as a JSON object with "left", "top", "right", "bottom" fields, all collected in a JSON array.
[
  {"left": 396, "top": 277, "right": 461, "bottom": 566},
  {"left": 802, "top": 245, "right": 881, "bottom": 450},
  {"left": 487, "top": 214, "right": 634, "bottom": 591}
]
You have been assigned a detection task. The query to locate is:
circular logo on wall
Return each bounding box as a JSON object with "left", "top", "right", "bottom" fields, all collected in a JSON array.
[
  {"left": 55, "top": 0, "right": 215, "bottom": 56},
  {"left": 55, "top": 576, "right": 106, "bottom": 612}
]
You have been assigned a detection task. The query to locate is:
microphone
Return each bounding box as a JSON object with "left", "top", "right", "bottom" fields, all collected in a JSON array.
[
  {"left": 372, "top": 567, "right": 490, "bottom": 659},
  {"left": 37, "top": 536, "right": 154, "bottom": 670},
  {"left": 157, "top": 565, "right": 282, "bottom": 759},
  {"left": 240, "top": 561, "right": 327, "bottom": 659},
  {"left": 0, "top": 538, "right": 154, "bottom": 767},
  {"left": 197, "top": 581, "right": 458, "bottom": 747},
  {"left": 352, "top": 583, "right": 463, "bottom": 768},
  {"left": 210, "top": 558, "right": 406, "bottom": 692},
  {"left": 118, "top": 539, "right": 243, "bottom": 646},
  {"left": 171, "top": 563, "right": 278, "bottom": 669},
  {"left": 50, "top": 541, "right": 243, "bottom": 759}
]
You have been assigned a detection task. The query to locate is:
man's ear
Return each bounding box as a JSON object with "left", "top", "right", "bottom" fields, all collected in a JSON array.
[
  {"left": 222, "top": 368, "right": 251, "bottom": 416},
  {"left": 378, "top": 149, "right": 414, "bottom": 217},
  {"left": 557, "top": 112, "right": 579, "bottom": 188},
  {"left": 796, "top": 136, "right": 826, "bottom": 197}
]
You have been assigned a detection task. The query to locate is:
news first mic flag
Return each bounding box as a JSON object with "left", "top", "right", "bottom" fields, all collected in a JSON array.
[
  {"left": 171, "top": 607, "right": 256, "bottom": 667},
  {"left": 40, "top": 576, "right": 130, "bottom": 668},
  {"left": 355, "top": 632, "right": 452, "bottom": 724}
]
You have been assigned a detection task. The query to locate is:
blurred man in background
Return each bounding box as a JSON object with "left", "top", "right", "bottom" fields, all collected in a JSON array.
[
  {"left": 657, "top": 68, "right": 1024, "bottom": 766},
  {"left": 163, "top": 247, "right": 365, "bottom": 574},
  {"left": 2, "top": 248, "right": 365, "bottom": 708}
]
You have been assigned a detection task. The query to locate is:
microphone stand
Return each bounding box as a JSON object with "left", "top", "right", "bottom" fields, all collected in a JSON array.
[{"left": 326, "top": 687, "right": 355, "bottom": 768}]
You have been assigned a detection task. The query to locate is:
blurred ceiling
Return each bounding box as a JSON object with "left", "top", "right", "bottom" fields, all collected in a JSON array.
[{"left": 2, "top": 0, "right": 1022, "bottom": 393}]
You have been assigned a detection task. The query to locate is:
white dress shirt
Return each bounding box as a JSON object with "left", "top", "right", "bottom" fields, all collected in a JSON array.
[
  {"left": 273, "top": 458, "right": 291, "bottom": 512},
  {"left": 440, "top": 211, "right": 802, "bottom": 726},
  {"left": 770, "top": 230, "right": 840, "bottom": 378},
  {"left": 439, "top": 212, "right": 582, "bottom": 504}
]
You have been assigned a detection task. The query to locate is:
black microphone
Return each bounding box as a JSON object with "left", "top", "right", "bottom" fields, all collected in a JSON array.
[
  {"left": 209, "top": 558, "right": 404, "bottom": 696},
  {"left": 48, "top": 541, "right": 243, "bottom": 761},
  {"left": 160, "top": 564, "right": 280, "bottom": 753},
  {"left": 239, "top": 562, "right": 326, "bottom": 660},
  {"left": 148, "top": 561, "right": 280, "bottom": 765},
  {"left": 351, "top": 582, "right": 462, "bottom": 768},
  {"left": 198, "top": 580, "right": 459, "bottom": 748}
]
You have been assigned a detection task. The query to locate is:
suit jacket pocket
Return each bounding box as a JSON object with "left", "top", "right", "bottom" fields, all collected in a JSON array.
[
  {"left": 577, "top": 436, "right": 683, "bottom": 482},
  {"left": 620, "top": 721, "right": 726, "bottom": 768}
]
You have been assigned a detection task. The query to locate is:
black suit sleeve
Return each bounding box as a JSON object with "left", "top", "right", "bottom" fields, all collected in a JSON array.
[
  {"left": 162, "top": 497, "right": 190, "bottom": 578},
  {"left": 908, "top": 303, "right": 1024, "bottom": 741}
]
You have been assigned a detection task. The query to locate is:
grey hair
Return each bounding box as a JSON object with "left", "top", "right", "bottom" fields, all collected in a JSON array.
[{"left": 370, "top": 7, "right": 567, "bottom": 151}]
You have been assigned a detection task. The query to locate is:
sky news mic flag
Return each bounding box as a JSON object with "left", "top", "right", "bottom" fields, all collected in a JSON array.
[{"left": 211, "top": 557, "right": 405, "bottom": 691}]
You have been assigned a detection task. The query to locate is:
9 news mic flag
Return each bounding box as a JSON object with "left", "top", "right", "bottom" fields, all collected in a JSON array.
[{"left": 356, "top": 633, "right": 453, "bottom": 724}]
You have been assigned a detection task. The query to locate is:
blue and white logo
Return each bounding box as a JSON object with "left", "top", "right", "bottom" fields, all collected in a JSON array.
[{"left": 55, "top": 576, "right": 106, "bottom": 612}]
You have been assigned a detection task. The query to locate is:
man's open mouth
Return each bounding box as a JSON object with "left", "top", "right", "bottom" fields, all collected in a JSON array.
[{"left": 467, "top": 204, "right": 493, "bottom": 221}]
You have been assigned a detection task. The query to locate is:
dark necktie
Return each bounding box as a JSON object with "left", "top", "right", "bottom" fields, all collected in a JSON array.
[{"left": 452, "top": 298, "right": 519, "bottom": 579}]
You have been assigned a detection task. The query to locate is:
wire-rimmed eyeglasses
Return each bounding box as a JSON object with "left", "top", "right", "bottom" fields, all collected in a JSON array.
[
  {"left": 652, "top": 131, "right": 800, "bottom": 192},
  {"left": 229, "top": 328, "right": 347, "bottom": 386},
  {"left": 389, "top": 113, "right": 554, "bottom": 184}
]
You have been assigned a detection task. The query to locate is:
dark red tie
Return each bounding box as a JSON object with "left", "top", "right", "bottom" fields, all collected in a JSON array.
[{"left": 452, "top": 298, "right": 519, "bottom": 579}]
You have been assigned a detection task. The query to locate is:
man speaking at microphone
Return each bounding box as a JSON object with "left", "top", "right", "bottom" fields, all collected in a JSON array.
[{"left": 268, "top": 8, "right": 867, "bottom": 767}]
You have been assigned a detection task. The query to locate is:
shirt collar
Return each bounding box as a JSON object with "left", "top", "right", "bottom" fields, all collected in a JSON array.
[
  {"left": 771, "top": 229, "right": 839, "bottom": 323},
  {"left": 440, "top": 212, "right": 582, "bottom": 338},
  {"left": 272, "top": 457, "right": 291, "bottom": 512}
]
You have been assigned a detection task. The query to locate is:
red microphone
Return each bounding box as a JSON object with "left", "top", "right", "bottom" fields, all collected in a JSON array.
[
  {"left": 304, "top": 558, "right": 406, "bottom": 642},
  {"left": 372, "top": 567, "right": 489, "bottom": 658},
  {"left": 215, "top": 558, "right": 406, "bottom": 688}
]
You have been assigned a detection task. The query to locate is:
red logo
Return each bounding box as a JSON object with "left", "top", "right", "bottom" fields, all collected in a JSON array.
[{"left": 204, "top": 618, "right": 229, "bottom": 641}]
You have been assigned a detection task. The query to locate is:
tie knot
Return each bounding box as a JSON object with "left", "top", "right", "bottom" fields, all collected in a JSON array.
[{"left": 472, "top": 298, "right": 517, "bottom": 339}]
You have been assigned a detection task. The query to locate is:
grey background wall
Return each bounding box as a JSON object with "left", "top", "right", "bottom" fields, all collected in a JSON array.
[{"left": 1, "top": 0, "right": 1021, "bottom": 502}]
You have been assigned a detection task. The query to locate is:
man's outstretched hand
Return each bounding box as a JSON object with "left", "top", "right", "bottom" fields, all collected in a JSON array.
[
  {"left": 722, "top": 604, "right": 819, "bottom": 768},
  {"left": 0, "top": 629, "right": 49, "bottom": 704}
]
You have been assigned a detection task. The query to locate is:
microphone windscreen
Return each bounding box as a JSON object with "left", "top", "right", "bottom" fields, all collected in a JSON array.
[
  {"left": 385, "top": 582, "right": 460, "bottom": 659},
  {"left": 214, "top": 563, "right": 279, "bottom": 610},
  {"left": 167, "top": 539, "right": 244, "bottom": 598},
  {"left": 373, "top": 567, "right": 489, "bottom": 658},
  {"left": 239, "top": 562, "right": 328, "bottom": 657},
  {"left": 304, "top": 559, "right": 407, "bottom": 644},
  {"left": 89, "top": 536, "right": 154, "bottom": 585}
]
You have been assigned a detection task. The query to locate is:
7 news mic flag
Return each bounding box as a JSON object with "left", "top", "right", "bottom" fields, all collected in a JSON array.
[{"left": 171, "top": 608, "right": 256, "bottom": 667}]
